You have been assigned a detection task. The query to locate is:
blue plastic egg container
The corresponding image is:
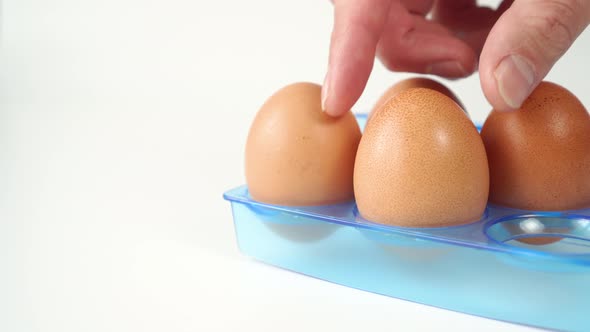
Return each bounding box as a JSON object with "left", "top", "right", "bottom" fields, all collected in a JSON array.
[{"left": 224, "top": 114, "right": 590, "bottom": 332}]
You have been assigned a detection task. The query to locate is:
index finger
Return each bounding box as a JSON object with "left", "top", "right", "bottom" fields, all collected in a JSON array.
[{"left": 322, "top": 0, "right": 392, "bottom": 117}]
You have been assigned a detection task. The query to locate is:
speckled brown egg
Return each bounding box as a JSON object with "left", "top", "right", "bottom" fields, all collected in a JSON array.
[
  {"left": 245, "top": 82, "right": 361, "bottom": 206},
  {"left": 368, "top": 77, "right": 466, "bottom": 122},
  {"left": 354, "top": 88, "right": 489, "bottom": 227},
  {"left": 481, "top": 81, "right": 590, "bottom": 211},
  {"left": 503, "top": 222, "right": 562, "bottom": 246}
]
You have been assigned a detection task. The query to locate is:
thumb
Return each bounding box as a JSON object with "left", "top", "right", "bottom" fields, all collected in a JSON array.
[{"left": 479, "top": 0, "right": 590, "bottom": 111}]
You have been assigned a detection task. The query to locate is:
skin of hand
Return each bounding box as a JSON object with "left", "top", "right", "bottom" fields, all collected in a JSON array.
[{"left": 321, "top": 0, "right": 590, "bottom": 116}]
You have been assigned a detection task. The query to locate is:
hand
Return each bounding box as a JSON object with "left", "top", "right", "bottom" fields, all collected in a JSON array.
[{"left": 321, "top": 0, "right": 590, "bottom": 116}]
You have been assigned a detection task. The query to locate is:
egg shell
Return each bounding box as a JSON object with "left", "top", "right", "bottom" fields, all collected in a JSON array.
[
  {"left": 514, "top": 237, "right": 561, "bottom": 246},
  {"left": 481, "top": 81, "right": 590, "bottom": 211},
  {"left": 354, "top": 88, "right": 489, "bottom": 227},
  {"left": 245, "top": 82, "right": 361, "bottom": 206},
  {"left": 368, "top": 77, "right": 466, "bottom": 123},
  {"left": 502, "top": 222, "right": 562, "bottom": 246}
]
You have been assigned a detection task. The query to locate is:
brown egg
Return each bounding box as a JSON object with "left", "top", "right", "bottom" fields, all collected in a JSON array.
[
  {"left": 515, "top": 237, "right": 561, "bottom": 246},
  {"left": 503, "top": 222, "right": 562, "bottom": 246},
  {"left": 481, "top": 81, "right": 590, "bottom": 211},
  {"left": 245, "top": 82, "right": 361, "bottom": 206},
  {"left": 368, "top": 77, "right": 466, "bottom": 123},
  {"left": 354, "top": 88, "right": 489, "bottom": 227}
]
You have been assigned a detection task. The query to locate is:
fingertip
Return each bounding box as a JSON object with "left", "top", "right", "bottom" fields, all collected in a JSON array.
[
  {"left": 321, "top": 73, "right": 330, "bottom": 113},
  {"left": 479, "top": 61, "right": 519, "bottom": 112},
  {"left": 321, "top": 70, "right": 348, "bottom": 117},
  {"left": 426, "top": 58, "right": 476, "bottom": 78},
  {"left": 321, "top": 78, "right": 356, "bottom": 117}
]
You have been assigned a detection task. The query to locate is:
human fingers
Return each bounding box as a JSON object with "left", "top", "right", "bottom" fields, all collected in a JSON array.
[
  {"left": 322, "top": 0, "right": 392, "bottom": 117},
  {"left": 479, "top": 0, "right": 590, "bottom": 111},
  {"left": 376, "top": 2, "right": 477, "bottom": 77},
  {"left": 432, "top": 0, "right": 503, "bottom": 57}
]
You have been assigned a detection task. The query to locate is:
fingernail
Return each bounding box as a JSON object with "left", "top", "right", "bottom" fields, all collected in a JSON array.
[
  {"left": 321, "top": 72, "right": 330, "bottom": 112},
  {"left": 427, "top": 61, "right": 468, "bottom": 77},
  {"left": 494, "top": 54, "right": 535, "bottom": 109}
]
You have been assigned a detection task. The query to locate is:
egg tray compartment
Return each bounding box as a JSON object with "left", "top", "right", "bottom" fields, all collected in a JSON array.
[{"left": 224, "top": 114, "right": 590, "bottom": 332}]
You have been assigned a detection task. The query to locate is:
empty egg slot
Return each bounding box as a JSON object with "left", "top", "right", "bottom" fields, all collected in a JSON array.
[{"left": 485, "top": 215, "right": 590, "bottom": 255}]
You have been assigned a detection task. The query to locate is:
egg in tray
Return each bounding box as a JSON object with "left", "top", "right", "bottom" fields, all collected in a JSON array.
[
  {"left": 244, "top": 78, "right": 589, "bottom": 229},
  {"left": 225, "top": 77, "right": 590, "bottom": 332}
]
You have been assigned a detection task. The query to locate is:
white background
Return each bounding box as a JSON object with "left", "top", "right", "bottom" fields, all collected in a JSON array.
[{"left": 2, "top": 1, "right": 589, "bottom": 331}]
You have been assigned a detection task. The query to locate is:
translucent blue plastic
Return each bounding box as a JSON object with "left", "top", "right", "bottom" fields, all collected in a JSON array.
[{"left": 224, "top": 114, "right": 590, "bottom": 332}]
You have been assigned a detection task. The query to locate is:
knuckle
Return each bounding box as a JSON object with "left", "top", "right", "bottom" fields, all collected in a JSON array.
[
  {"left": 377, "top": 48, "right": 404, "bottom": 71},
  {"left": 379, "top": 57, "right": 403, "bottom": 72},
  {"left": 400, "top": 0, "right": 434, "bottom": 16},
  {"left": 527, "top": 0, "right": 581, "bottom": 54},
  {"left": 376, "top": 33, "right": 419, "bottom": 72}
]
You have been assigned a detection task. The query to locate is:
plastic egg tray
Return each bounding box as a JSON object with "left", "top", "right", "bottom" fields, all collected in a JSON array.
[{"left": 223, "top": 114, "right": 590, "bottom": 332}]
